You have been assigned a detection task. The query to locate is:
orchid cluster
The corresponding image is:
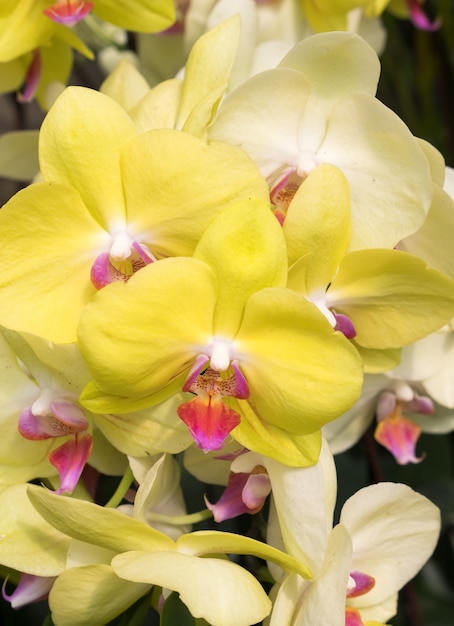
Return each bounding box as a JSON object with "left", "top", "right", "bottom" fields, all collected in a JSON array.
[{"left": 0, "top": 1, "right": 453, "bottom": 626}]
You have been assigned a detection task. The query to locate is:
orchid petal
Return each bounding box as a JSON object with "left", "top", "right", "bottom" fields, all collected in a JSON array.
[
  {"left": 292, "top": 524, "right": 353, "bottom": 625},
  {"left": 27, "top": 485, "right": 174, "bottom": 552},
  {"left": 133, "top": 453, "right": 189, "bottom": 540},
  {"left": 194, "top": 199, "right": 287, "bottom": 337},
  {"left": 340, "top": 483, "right": 440, "bottom": 609},
  {"left": 112, "top": 550, "right": 272, "bottom": 626},
  {"left": 177, "top": 395, "right": 241, "bottom": 451},
  {"left": 132, "top": 78, "right": 183, "bottom": 131},
  {"left": 209, "top": 67, "right": 313, "bottom": 179},
  {"left": 318, "top": 93, "right": 432, "bottom": 250},
  {"left": 79, "top": 257, "right": 217, "bottom": 400},
  {"left": 327, "top": 249, "right": 454, "bottom": 349},
  {"left": 100, "top": 60, "right": 150, "bottom": 113},
  {"left": 0, "top": 484, "right": 69, "bottom": 576},
  {"left": 49, "top": 432, "right": 93, "bottom": 494},
  {"left": 177, "top": 15, "right": 241, "bottom": 137},
  {"left": 265, "top": 438, "right": 337, "bottom": 574},
  {"left": 279, "top": 31, "right": 380, "bottom": 97},
  {"left": 232, "top": 400, "right": 323, "bottom": 467},
  {"left": 236, "top": 288, "right": 363, "bottom": 434},
  {"left": 0, "top": 182, "right": 104, "bottom": 342},
  {"left": 93, "top": 0, "right": 175, "bottom": 32},
  {"left": 48, "top": 564, "right": 150, "bottom": 626},
  {"left": 176, "top": 531, "right": 312, "bottom": 579},
  {"left": 121, "top": 129, "right": 269, "bottom": 258},
  {"left": 39, "top": 86, "right": 137, "bottom": 228},
  {"left": 283, "top": 163, "right": 351, "bottom": 284},
  {"left": 91, "top": 396, "right": 193, "bottom": 457},
  {"left": 399, "top": 184, "right": 454, "bottom": 279}
]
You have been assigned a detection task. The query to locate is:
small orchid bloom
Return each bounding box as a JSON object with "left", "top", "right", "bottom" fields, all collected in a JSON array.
[
  {"left": 323, "top": 334, "right": 454, "bottom": 461},
  {"left": 25, "top": 482, "right": 311, "bottom": 626},
  {"left": 0, "top": 325, "right": 131, "bottom": 495},
  {"left": 266, "top": 440, "right": 441, "bottom": 625},
  {"left": 209, "top": 31, "right": 433, "bottom": 251},
  {"left": 78, "top": 199, "right": 363, "bottom": 466},
  {"left": 0, "top": 327, "right": 97, "bottom": 493},
  {"left": 204, "top": 450, "right": 272, "bottom": 522},
  {"left": 0, "top": 86, "right": 269, "bottom": 344},
  {"left": 373, "top": 387, "right": 433, "bottom": 464}
]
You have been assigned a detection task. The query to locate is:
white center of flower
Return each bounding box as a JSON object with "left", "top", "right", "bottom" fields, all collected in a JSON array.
[
  {"left": 110, "top": 230, "right": 134, "bottom": 261},
  {"left": 31, "top": 387, "right": 59, "bottom": 416},
  {"left": 208, "top": 338, "right": 234, "bottom": 372},
  {"left": 393, "top": 380, "right": 415, "bottom": 403},
  {"left": 311, "top": 295, "right": 337, "bottom": 327}
]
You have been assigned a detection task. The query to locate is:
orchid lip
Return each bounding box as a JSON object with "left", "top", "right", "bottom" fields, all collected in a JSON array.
[{"left": 43, "top": 0, "right": 94, "bottom": 26}]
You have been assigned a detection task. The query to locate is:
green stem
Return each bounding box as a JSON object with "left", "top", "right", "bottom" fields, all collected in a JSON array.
[{"left": 105, "top": 466, "right": 134, "bottom": 508}]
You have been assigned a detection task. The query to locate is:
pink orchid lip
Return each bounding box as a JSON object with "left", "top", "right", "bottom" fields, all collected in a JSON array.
[
  {"left": 18, "top": 401, "right": 89, "bottom": 440},
  {"left": 49, "top": 432, "right": 93, "bottom": 494},
  {"left": 205, "top": 468, "right": 271, "bottom": 522},
  {"left": 178, "top": 358, "right": 250, "bottom": 451},
  {"left": 91, "top": 241, "right": 155, "bottom": 290},
  {"left": 269, "top": 168, "right": 304, "bottom": 225},
  {"left": 374, "top": 407, "right": 425, "bottom": 465},
  {"left": 18, "top": 398, "right": 93, "bottom": 494},
  {"left": 43, "top": 0, "right": 94, "bottom": 27},
  {"left": 345, "top": 606, "right": 365, "bottom": 626}
]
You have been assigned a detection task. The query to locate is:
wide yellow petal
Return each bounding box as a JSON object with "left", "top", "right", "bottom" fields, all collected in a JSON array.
[
  {"left": 49, "top": 564, "right": 150, "bottom": 626},
  {"left": 233, "top": 401, "right": 323, "bottom": 467},
  {"left": 194, "top": 199, "right": 288, "bottom": 337},
  {"left": 95, "top": 0, "right": 175, "bottom": 32},
  {"left": 78, "top": 257, "right": 217, "bottom": 398},
  {"left": 283, "top": 163, "right": 351, "bottom": 287},
  {"left": 121, "top": 129, "right": 269, "bottom": 257},
  {"left": 235, "top": 288, "right": 364, "bottom": 434},
  {"left": 0, "top": 182, "right": 104, "bottom": 342},
  {"left": 0, "top": 484, "right": 69, "bottom": 576},
  {"left": 327, "top": 249, "right": 454, "bottom": 349},
  {"left": 39, "top": 86, "right": 137, "bottom": 228},
  {"left": 112, "top": 550, "right": 272, "bottom": 626}
]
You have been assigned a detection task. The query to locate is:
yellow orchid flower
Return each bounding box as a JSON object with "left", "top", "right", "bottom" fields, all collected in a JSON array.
[
  {"left": 78, "top": 199, "right": 363, "bottom": 466},
  {"left": 0, "top": 86, "right": 269, "bottom": 344}
]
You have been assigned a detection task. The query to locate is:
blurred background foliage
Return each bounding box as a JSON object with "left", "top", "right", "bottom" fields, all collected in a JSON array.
[{"left": 1, "top": 1, "right": 454, "bottom": 624}]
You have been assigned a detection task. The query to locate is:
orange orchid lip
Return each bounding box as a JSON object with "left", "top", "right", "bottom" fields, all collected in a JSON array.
[{"left": 43, "top": 0, "right": 94, "bottom": 27}]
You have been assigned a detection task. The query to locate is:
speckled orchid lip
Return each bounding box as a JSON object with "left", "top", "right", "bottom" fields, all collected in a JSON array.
[{"left": 177, "top": 344, "right": 250, "bottom": 452}]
